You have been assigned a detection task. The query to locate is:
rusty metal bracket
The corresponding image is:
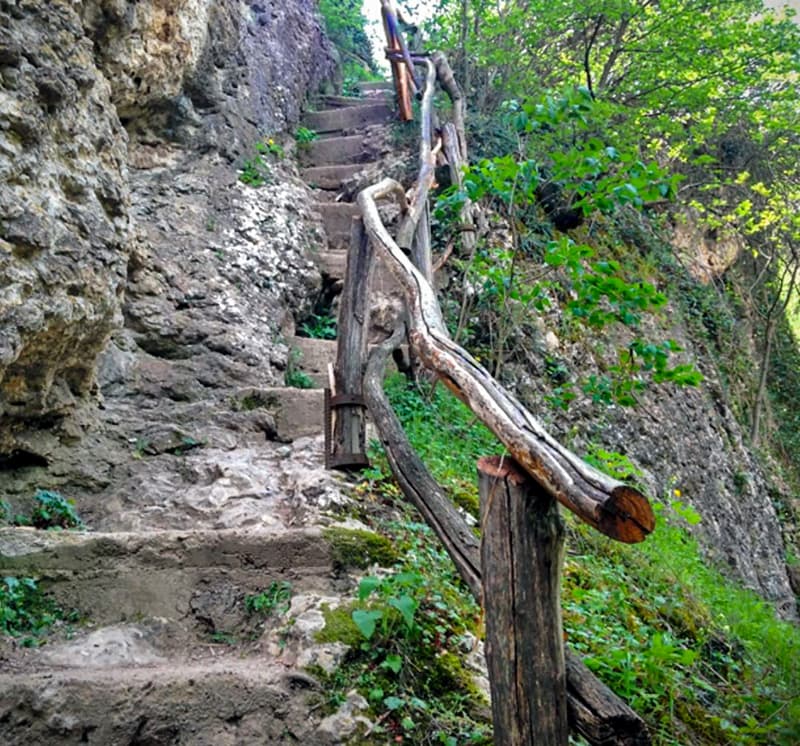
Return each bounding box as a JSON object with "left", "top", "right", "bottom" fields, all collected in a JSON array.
[
  {"left": 324, "top": 389, "right": 370, "bottom": 470},
  {"left": 330, "top": 393, "right": 367, "bottom": 408}
]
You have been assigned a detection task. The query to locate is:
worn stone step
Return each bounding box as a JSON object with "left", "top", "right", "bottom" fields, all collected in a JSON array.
[
  {"left": 301, "top": 163, "right": 372, "bottom": 191},
  {"left": 289, "top": 337, "right": 337, "bottom": 387},
  {"left": 261, "top": 386, "right": 324, "bottom": 441},
  {"left": 301, "top": 134, "right": 368, "bottom": 167},
  {"left": 357, "top": 81, "right": 394, "bottom": 94},
  {"left": 321, "top": 94, "right": 387, "bottom": 108},
  {"left": 303, "top": 102, "right": 392, "bottom": 133},
  {"left": 0, "top": 657, "right": 334, "bottom": 745},
  {"left": 315, "top": 201, "right": 360, "bottom": 248},
  {"left": 315, "top": 250, "right": 347, "bottom": 279},
  {"left": 0, "top": 526, "right": 333, "bottom": 625}
]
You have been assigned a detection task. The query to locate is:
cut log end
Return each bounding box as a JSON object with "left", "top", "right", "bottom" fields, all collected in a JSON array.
[{"left": 598, "top": 485, "right": 656, "bottom": 544}]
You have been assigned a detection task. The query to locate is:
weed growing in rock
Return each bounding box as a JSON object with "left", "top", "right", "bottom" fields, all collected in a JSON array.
[
  {"left": 0, "top": 576, "right": 75, "bottom": 645},
  {"left": 239, "top": 137, "right": 284, "bottom": 187},
  {"left": 245, "top": 581, "right": 292, "bottom": 618},
  {"left": 300, "top": 312, "right": 337, "bottom": 340},
  {"left": 239, "top": 155, "right": 272, "bottom": 187},
  {"left": 285, "top": 349, "right": 315, "bottom": 389},
  {"left": 27, "top": 490, "right": 82, "bottom": 530},
  {"left": 295, "top": 126, "right": 318, "bottom": 144}
]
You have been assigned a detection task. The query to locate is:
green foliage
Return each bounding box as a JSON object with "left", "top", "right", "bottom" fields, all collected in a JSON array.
[
  {"left": 284, "top": 349, "right": 315, "bottom": 389},
  {"left": 314, "top": 521, "right": 490, "bottom": 744},
  {"left": 318, "top": 0, "right": 376, "bottom": 78},
  {"left": 387, "top": 376, "right": 800, "bottom": 743},
  {"left": 434, "top": 86, "right": 703, "bottom": 408},
  {"left": 245, "top": 581, "right": 292, "bottom": 618},
  {"left": 294, "top": 126, "right": 318, "bottom": 144},
  {"left": 384, "top": 375, "right": 497, "bottom": 511},
  {"left": 300, "top": 313, "right": 337, "bottom": 340},
  {"left": 30, "top": 490, "right": 82, "bottom": 530},
  {"left": 0, "top": 576, "right": 70, "bottom": 644},
  {"left": 239, "top": 137, "right": 283, "bottom": 187}
]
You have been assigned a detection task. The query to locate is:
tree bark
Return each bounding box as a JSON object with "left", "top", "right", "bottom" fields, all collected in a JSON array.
[
  {"left": 479, "top": 455, "right": 568, "bottom": 746},
  {"left": 330, "top": 217, "right": 372, "bottom": 469},
  {"left": 358, "top": 179, "right": 654, "bottom": 543}
]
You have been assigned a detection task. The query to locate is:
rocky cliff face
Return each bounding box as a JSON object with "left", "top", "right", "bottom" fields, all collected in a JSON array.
[{"left": 0, "top": 0, "right": 335, "bottom": 470}]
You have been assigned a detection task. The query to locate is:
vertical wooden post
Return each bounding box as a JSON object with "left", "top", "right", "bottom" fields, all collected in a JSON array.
[
  {"left": 330, "top": 217, "right": 372, "bottom": 469},
  {"left": 478, "top": 455, "right": 568, "bottom": 746},
  {"left": 411, "top": 201, "right": 433, "bottom": 284}
]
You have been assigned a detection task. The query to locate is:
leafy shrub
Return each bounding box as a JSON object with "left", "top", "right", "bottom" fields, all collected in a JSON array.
[
  {"left": 245, "top": 581, "right": 292, "bottom": 617},
  {"left": 31, "top": 490, "right": 82, "bottom": 529},
  {"left": 300, "top": 313, "right": 337, "bottom": 340},
  {"left": 0, "top": 576, "right": 69, "bottom": 643}
]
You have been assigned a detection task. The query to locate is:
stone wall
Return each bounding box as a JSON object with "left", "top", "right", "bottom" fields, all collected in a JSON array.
[{"left": 0, "top": 0, "right": 336, "bottom": 459}]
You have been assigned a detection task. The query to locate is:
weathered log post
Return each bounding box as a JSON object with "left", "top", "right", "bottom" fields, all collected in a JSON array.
[
  {"left": 479, "top": 455, "right": 568, "bottom": 746},
  {"left": 363, "top": 329, "right": 652, "bottom": 745},
  {"left": 328, "top": 217, "right": 372, "bottom": 469}
]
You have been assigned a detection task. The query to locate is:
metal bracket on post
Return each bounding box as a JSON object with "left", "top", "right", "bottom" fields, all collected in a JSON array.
[{"left": 324, "top": 389, "right": 370, "bottom": 470}]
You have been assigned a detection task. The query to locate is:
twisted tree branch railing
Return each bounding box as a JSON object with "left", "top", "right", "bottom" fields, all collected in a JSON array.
[{"left": 330, "top": 6, "right": 654, "bottom": 742}]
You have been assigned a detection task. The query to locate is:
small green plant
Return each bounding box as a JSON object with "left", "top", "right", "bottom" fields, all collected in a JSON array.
[
  {"left": 315, "top": 520, "right": 489, "bottom": 744},
  {"left": 30, "top": 490, "right": 82, "bottom": 530},
  {"left": 245, "top": 581, "right": 293, "bottom": 617},
  {"left": 294, "top": 126, "right": 318, "bottom": 144},
  {"left": 285, "top": 349, "right": 315, "bottom": 389},
  {"left": 285, "top": 369, "right": 315, "bottom": 389},
  {"left": 239, "top": 137, "right": 284, "bottom": 187},
  {"left": 256, "top": 137, "right": 285, "bottom": 158},
  {"left": 239, "top": 155, "right": 272, "bottom": 187},
  {"left": 300, "top": 313, "right": 337, "bottom": 340},
  {"left": 0, "top": 576, "right": 68, "bottom": 643}
]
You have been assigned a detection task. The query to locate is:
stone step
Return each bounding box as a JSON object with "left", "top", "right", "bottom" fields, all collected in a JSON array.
[
  {"left": 0, "top": 657, "right": 333, "bottom": 745},
  {"left": 0, "top": 526, "right": 333, "bottom": 625},
  {"left": 357, "top": 81, "right": 394, "bottom": 94},
  {"left": 316, "top": 250, "right": 347, "bottom": 279},
  {"left": 315, "top": 201, "right": 360, "bottom": 248},
  {"left": 303, "top": 102, "right": 392, "bottom": 134},
  {"left": 321, "top": 94, "right": 388, "bottom": 108},
  {"left": 301, "top": 163, "right": 372, "bottom": 191},
  {"left": 262, "top": 386, "right": 324, "bottom": 441},
  {"left": 301, "top": 134, "right": 368, "bottom": 167},
  {"left": 290, "top": 337, "right": 337, "bottom": 387}
]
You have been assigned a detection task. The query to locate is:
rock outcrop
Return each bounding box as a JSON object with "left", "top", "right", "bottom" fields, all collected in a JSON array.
[
  {"left": 0, "top": 0, "right": 336, "bottom": 465},
  {"left": 0, "top": 0, "right": 130, "bottom": 452}
]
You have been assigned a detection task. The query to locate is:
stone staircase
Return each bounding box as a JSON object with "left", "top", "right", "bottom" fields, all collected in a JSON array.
[
  {"left": 287, "top": 81, "right": 396, "bottom": 406},
  {"left": 0, "top": 82, "right": 397, "bottom": 745}
]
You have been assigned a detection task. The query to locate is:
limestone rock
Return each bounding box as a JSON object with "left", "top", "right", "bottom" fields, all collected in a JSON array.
[{"left": 0, "top": 0, "right": 130, "bottom": 451}]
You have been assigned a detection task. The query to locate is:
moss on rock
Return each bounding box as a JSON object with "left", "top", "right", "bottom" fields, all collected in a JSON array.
[{"left": 322, "top": 527, "right": 399, "bottom": 570}]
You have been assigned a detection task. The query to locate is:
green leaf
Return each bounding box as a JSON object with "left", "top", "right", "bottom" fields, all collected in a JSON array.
[
  {"left": 381, "top": 653, "right": 403, "bottom": 673},
  {"left": 383, "top": 695, "right": 405, "bottom": 711},
  {"left": 351, "top": 609, "right": 383, "bottom": 640},
  {"left": 357, "top": 576, "right": 381, "bottom": 600},
  {"left": 389, "top": 594, "right": 418, "bottom": 630}
]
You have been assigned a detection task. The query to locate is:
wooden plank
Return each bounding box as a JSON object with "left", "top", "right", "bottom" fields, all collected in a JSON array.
[{"left": 479, "top": 455, "right": 568, "bottom": 746}]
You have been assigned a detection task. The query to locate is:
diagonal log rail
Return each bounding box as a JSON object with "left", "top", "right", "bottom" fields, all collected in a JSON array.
[
  {"left": 357, "top": 178, "right": 654, "bottom": 544},
  {"left": 363, "top": 328, "right": 651, "bottom": 745}
]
